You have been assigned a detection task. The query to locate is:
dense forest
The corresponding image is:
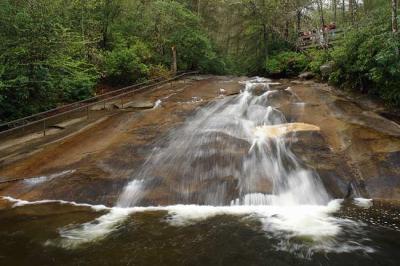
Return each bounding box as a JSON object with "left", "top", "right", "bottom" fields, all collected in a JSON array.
[{"left": 0, "top": 0, "right": 399, "bottom": 122}]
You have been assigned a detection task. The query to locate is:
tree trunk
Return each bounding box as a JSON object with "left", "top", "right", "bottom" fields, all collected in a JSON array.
[
  {"left": 197, "top": 0, "right": 201, "bottom": 16},
  {"left": 318, "top": 0, "right": 326, "bottom": 28},
  {"left": 342, "top": 0, "right": 345, "bottom": 21},
  {"left": 317, "top": 0, "right": 326, "bottom": 46},
  {"left": 81, "top": 1, "right": 85, "bottom": 42},
  {"left": 349, "top": 0, "right": 354, "bottom": 24},
  {"left": 392, "top": 0, "right": 398, "bottom": 33},
  {"left": 263, "top": 24, "right": 268, "bottom": 63},
  {"left": 333, "top": 0, "right": 337, "bottom": 23},
  {"left": 171, "top": 46, "right": 177, "bottom": 75},
  {"left": 296, "top": 9, "right": 301, "bottom": 33},
  {"left": 285, "top": 20, "right": 289, "bottom": 40}
]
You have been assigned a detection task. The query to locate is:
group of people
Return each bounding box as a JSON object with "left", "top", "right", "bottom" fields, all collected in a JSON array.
[
  {"left": 299, "top": 22, "right": 337, "bottom": 37},
  {"left": 298, "top": 22, "right": 337, "bottom": 47}
]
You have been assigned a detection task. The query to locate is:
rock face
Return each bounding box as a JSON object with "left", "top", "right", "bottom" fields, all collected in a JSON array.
[
  {"left": 1, "top": 76, "right": 400, "bottom": 204},
  {"left": 288, "top": 80, "right": 400, "bottom": 200}
]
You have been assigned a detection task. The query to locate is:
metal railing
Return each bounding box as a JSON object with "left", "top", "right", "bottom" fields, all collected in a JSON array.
[{"left": 0, "top": 71, "right": 198, "bottom": 138}]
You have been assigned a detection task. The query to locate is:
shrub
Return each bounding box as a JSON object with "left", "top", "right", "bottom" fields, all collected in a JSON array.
[
  {"left": 149, "top": 64, "right": 172, "bottom": 80},
  {"left": 306, "top": 49, "right": 331, "bottom": 75},
  {"left": 265, "top": 51, "right": 308, "bottom": 76},
  {"left": 104, "top": 47, "right": 150, "bottom": 85},
  {"left": 328, "top": 15, "right": 400, "bottom": 106}
]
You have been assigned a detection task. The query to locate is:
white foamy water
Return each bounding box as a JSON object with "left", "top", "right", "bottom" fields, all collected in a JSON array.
[
  {"left": 1, "top": 196, "right": 108, "bottom": 211},
  {"left": 117, "top": 179, "right": 145, "bottom": 207},
  {"left": 23, "top": 170, "right": 75, "bottom": 186},
  {"left": 49, "top": 207, "right": 134, "bottom": 248},
  {"left": 153, "top": 99, "right": 162, "bottom": 109},
  {"left": 2, "top": 196, "right": 373, "bottom": 255},
  {"left": 354, "top": 198, "right": 373, "bottom": 209}
]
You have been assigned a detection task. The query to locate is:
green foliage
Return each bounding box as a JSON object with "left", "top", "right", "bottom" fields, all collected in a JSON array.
[
  {"left": 265, "top": 51, "right": 309, "bottom": 76},
  {"left": 328, "top": 10, "right": 400, "bottom": 106},
  {"left": 306, "top": 49, "right": 331, "bottom": 75},
  {"left": 0, "top": 0, "right": 226, "bottom": 122},
  {"left": 1, "top": 0, "right": 399, "bottom": 121},
  {"left": 53, "top": 57, "right": 99, "bottom": 102},
  {"left": 103, "top": 41, "right": 151, "bottom": 85},
  {"left": 149, "top": 64, "right": 172, "bottom": 80},
  {"left": 0, "top": 0, "right": 98, "bottom": 121}
]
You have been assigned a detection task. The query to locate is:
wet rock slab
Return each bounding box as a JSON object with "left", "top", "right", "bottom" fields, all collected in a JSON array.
[
  {"left": 0, "top": 76, "right": 243, "bottom": 205},
  {"left": 1, "top": 76, "right": 400, "bottom": 203}
]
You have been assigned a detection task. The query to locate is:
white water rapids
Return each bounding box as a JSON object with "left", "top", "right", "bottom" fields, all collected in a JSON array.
[
  {"left": 118, "top": 77, "right": 329, "bottom": 207},
  {"left": 1, "top": 77, "right": 375, "bottom": 257}
]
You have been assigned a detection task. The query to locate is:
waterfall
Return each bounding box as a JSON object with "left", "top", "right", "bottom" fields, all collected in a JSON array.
[
  {"left": 117, "top": 77, "right": 330, "bottom": 207},
  {"left": 48, "top": 78, "right": 373, "bottom": 255}
]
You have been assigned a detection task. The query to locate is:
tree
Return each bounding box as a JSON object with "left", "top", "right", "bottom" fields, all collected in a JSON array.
[
  {"left": 392, "top": 0, "right": 398, "bottom": 33},
  {"left": 349, "top": 0, "right": 355, "bottom": 24},
  {"left": 0, "top": 0, "right": 98, "bottom": 121},
  {"left": 332, "top": 0, "right": 337, "bottom": 23}
]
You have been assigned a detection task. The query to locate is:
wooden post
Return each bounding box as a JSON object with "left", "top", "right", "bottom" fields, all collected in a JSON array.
[
  {"left": 43, "top": 120, "right": 46, "bottom": 136},
  {"left": 86, "top": 106, "right": 89, "bottom": 119}
]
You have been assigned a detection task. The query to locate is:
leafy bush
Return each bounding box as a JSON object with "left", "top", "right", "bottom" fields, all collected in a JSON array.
[
  {"left": 306, "top": 49, "right": 331, "bottom": 75},
  {"left": 103, "top": 47, "right": 150, "bottom": 85},
  {"left": 328, "top": 13, "right": 400, "bottom": 106},
  {"left": 0, "top": 1, "right": 99, "bottom": 122},
  {"left": 265, "top": 51, "right": 308, "bottom": 76},
  {"left": 149, "top": 64, "right": 172, "bottom": 80},
  {"left": 54, "top": 58, "right": 99, "bottom": 102}
]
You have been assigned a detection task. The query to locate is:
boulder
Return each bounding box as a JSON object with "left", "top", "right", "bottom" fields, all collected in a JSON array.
[
  {"left": 320, "top": 62, "right": 334, "bottom": 78},
  {"left": 298, "top": 72, "right": 315, "bottom": 80}
]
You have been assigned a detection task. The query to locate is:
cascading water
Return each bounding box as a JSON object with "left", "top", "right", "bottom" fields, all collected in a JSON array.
[
  {"left": 118, "top": 77, "right": 329, "bottom": 207},
  {"left": 47, "top": 77, "right": 374, "bottom": 256}
]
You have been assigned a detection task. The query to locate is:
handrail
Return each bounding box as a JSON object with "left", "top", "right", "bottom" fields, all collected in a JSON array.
[
  {"left": 0, "top": 71, "right": 198, "bottom": 136},
  {"left": 0, "top": 71, "right": 187, "bottom": 128}
]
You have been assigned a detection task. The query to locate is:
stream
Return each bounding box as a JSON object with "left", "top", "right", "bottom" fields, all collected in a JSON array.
[{"left": 0, "top": 77, "right": 399, "bottom": 266}]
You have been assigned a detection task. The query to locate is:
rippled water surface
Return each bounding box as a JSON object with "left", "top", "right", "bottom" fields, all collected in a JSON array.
[{"left": 0, "top": 200, "right": 399, "bottom": 266}]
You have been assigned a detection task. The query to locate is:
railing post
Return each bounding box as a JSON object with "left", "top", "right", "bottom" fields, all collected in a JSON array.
[
  {"left": 86, "top": 106, "right": 89, "bottom": 119},
  {"left": 43, "top": 120, "right": 46, "bottom": 136}
]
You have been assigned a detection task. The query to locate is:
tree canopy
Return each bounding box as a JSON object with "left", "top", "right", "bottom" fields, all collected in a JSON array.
[{"left": 0, "top": 0, "right": 399, "bottom": 122}]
